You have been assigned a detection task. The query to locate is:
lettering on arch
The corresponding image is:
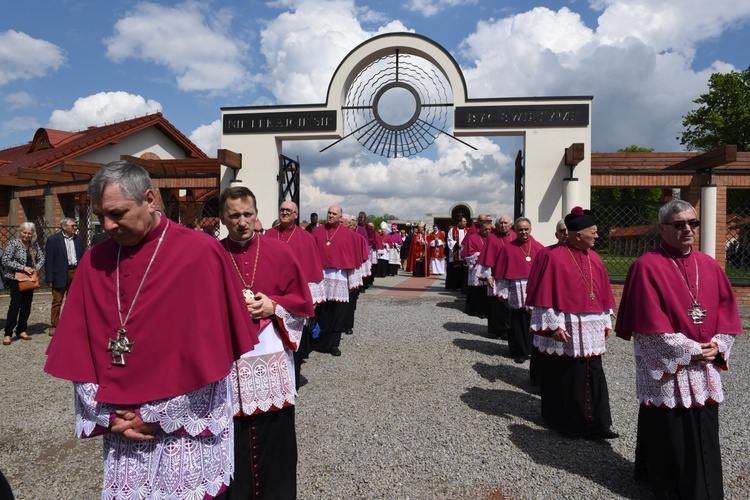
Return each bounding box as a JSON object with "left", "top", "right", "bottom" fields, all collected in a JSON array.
[{"left": 455, "top": 104, "right": 589, "bottom": 129}]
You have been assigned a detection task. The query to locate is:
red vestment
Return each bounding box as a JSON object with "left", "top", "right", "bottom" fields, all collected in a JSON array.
[
  {"left": 427, "top": 231, "right": 446, "bottom": 259},
  {"left": 312, "top": 223, "right": 364, "bottom": 270},
  {"left": 615, "top": 244, "right": 742, "bottom": 341},
  {"left": 45, "top": 216, "right": 259, "bottom": 404},
  {"left": 525, "top": 242, "right": 615, "bottom": 313},
  {"left": 406, "top": 231, "right": 430, "bottom": 276}
]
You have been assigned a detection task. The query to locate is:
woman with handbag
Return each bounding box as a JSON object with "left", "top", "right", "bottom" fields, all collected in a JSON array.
[{"left": 2, "top": 222, "right": 45, "bottom": 345}]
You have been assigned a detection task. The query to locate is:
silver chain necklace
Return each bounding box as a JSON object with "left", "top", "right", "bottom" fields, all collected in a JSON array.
[
  {"left": 659, "top": 243, "right": 706, "bottom": 324},
  {"left": 107, "top": 221, "right": 169, "bottom": 365}
]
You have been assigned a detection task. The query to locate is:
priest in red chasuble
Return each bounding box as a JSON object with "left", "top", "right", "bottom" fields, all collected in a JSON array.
[
  {"left": 615, "top": 199, "right": 742, "bottom": 498},
  {"left": 45, "top": 161, "right": 259, "bottom": 499},
  {"left": 525, "top": 207, "right": 618, "bottom": 440},
  {"left": 406, "top": 222, "right": 430, "bottom": 277}
]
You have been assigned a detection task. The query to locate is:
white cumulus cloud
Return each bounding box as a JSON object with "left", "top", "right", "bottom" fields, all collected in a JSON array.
[
  {"left": 47, "top": 92, "right": 162, "bottom": 131},
  {"left": 104, "top": 1, "right": 250, "bottom": 92},
  {"left": 189, "top": 119, "right": 221, "bottom": 156},
  {"left": 0, "top": 30, "right": 65, "bottom": 86}
]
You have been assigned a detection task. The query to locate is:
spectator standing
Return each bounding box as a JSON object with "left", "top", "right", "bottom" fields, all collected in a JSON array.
[
  {"left": 3, "top": 222, "right": 44, "bottom": 345},
  {"left": 45, "top": 217, "right": 84, "bottom": 336}
]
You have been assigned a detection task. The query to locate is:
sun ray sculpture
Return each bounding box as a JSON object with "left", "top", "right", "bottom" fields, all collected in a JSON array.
[{"left": 322, "top": 49, "right": 473, "bottom": 158}]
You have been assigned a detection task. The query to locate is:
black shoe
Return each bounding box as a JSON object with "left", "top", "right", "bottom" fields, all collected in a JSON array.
[
  {"left": 599, "top": 428, "right": 619, "bottom": 439},
  {"left": 330, "top": 346, "right": 342, "bottom": 356},
  {"left": 514, "top": 356, "right": 526, "bottom": 364},
  {"left": 345, "top": 329, "right": 353, "bottom": 335}
]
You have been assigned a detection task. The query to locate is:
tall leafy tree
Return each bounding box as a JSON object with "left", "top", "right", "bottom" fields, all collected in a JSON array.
[{"left": 679, "top": 67, "right": 750, "bottom": 151}]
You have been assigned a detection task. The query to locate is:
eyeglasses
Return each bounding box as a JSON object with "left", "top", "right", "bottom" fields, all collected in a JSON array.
[
  {"left": 279, "top": 208, "right": 297, "bottom": 214},
  {"left": 662, "top": 219, "right": 700, "bottom": 230}
]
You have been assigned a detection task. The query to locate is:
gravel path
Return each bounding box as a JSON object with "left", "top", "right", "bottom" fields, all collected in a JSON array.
[{"left": 1, "top": 276, "right": 748, "bottom": 499}]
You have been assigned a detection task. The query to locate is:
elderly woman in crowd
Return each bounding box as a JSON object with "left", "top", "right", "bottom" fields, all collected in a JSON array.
[{"left": 3, "top": 222, "right": 45, "bottom": 345}]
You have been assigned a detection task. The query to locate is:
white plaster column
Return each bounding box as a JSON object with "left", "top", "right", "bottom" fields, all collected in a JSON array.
[
  {"left": 562, "top": 177, "right": 580, "bottom": 215},
  {"left": 700, "top": 184, "right": 717, "bottom": 258}
]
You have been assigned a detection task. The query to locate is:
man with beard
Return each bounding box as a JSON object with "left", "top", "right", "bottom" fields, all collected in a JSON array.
[{"left": 525, "top": 207, "right": 619, "bottom": 439}]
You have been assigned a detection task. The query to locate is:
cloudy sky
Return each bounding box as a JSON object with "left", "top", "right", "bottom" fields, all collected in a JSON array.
[{"left": 2, "top": 0, "right": 749, "bottom": 221}]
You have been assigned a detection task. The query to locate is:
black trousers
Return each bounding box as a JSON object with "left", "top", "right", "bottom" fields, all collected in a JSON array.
[
  {"left": 488, "top": 299, "right": 511, "bottom": 338},
  {"left": 4, "top": 280, "right": 34, "bottom": 336},
  {"left": 293, "top": 318, "right": 316, "bottom": 389},
  {"left": 636, "top": 404, "right": 723, "bottom": 500},
  {"left": 227, "top": 407, "right": 297, "bottom": 500},
  {"left": 464, "top": 285, "right": 489, "bottom": 318},
  {"left": 508, "top": 308, "right": 532, "bottom": 358},
  {"left": 315, "top": 301, "right": 346, "bottom": 350},
  {"left": 540, "top": 354, "right": 612, "bottom": 436}
]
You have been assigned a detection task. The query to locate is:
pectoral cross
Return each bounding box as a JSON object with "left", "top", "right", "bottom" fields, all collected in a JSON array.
[
  {"left": 688, "top": 302, "right": 707, "bottom": 325},
  {"left": 107, "top": 328, "right": 134, "bottom": 366}
]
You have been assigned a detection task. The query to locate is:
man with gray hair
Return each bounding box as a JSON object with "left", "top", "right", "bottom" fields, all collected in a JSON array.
[
  {"left": 616, "top": 199, "right": 742, "bottom": 497},
  {"left": 45, "top": 160, "right": 258, "bottom": 499},
  {"left": 45, "top": 217, "right": 84, "bottom": 336}
]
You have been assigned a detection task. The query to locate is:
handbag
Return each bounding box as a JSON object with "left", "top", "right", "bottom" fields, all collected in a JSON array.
[{"left": 15, "top": 245, "right": 41, "bottom": 292}]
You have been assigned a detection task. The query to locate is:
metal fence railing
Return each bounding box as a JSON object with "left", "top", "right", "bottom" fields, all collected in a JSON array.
[
  {"left": 592, "top": 197, "right": 663, "bottom": 281},
  {"left": 726, "top": 198, "right": 750, "bottom": 283}
]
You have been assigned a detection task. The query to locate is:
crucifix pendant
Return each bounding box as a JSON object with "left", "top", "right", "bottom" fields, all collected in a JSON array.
[
  {"left": 688, "top": 301, "right": 707, "bottom": 325},
  {"left": 326, "top": 241, "right": 331, "bottom": 246},
  {"left": 107, "top": 327, "right": 134, "bottom": 366},
  {"left": 590, "top": 292, "right": 596, "bottom": 301},
  {"left": 243, "top": 288, "right": 254, "bottom": 301},
  {"left": 525, "top": 256, "right": 531, "bottom": 262}
]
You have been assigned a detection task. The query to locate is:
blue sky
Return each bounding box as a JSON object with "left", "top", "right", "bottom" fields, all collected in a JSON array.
[{"left": 2, "top": 0, "right": 749, "bottom": 221}]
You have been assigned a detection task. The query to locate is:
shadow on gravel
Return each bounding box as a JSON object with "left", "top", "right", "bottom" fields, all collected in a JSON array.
[
  {"left": 0, "top": 320, "right": 47, "bottom": 335},
  {"left": 473, "top": 361, "right": 536, "bottom": 394},
  {"left": 435, "top": 300, "right": 464, "bottom": 311},
  {"left": 453, "top": 338, "right": 505, "bottom": 357},
  {"left": 507, "top": 423, "right": 651, "bottom": 499},
  {"left": 461, "top": 387, "right": 542, "bottom": 424},
  {"left": 444, "top": 321, "right": 494, "bottom": 339}
]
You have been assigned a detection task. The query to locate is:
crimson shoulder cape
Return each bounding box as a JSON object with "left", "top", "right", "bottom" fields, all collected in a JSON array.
[
  {"left": 615, "top": 246, "right": 742, "bottom": 342},
  {"left": 221, "top": 235, "right": 314, "bottom": 352},
  {"left": 525, "top": 243, "right": 615, "bottom": 313},
  {"left": 264, "top": 225, "right": 324, "bottom": 284},
  {"left": 479, "top": 231, "right": 516, "bottom": 267},
  {"left": 45, "top": 217, "right": 259, "bottom": 405},
  {"left": 491, "top": 236, "right": 544, "bottom": 279},
  {"left": 312, "top": 223, "right": 364, "bottom": 270}
]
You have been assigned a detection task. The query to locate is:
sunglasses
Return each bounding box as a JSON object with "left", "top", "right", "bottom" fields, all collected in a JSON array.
[{"left": 663, "top": 219, "right": 700, "bottom": 230}]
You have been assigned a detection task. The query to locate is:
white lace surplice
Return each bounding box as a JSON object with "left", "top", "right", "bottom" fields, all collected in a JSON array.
[
  {"left": 321, "top": 268, "right": 350, "bottom": 302},
  {"left": 75, "top": 378, "right": 234, "bottom": 500},
  {"left": 496, "top": 278, "right": 528, "bottom": 310},
  {"left": 632, "top": 333, "right": 735, "bottom": 408},
  {"left": 531, "top": 307, "right": 611, "bottom": 357},
  {"left": 307, "top": 279, "right": 326, "bottom": 306},
  {"left": 465, "top": 252, "right": 481, "bottom": 287},
  {"left": 230, "top": 304, "right": 304, "bottom": 415}
]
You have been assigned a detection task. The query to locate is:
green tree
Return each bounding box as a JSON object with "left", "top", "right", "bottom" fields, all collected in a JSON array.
[{"left": 679, "top": 67, "right": 750, "bottom": 151}]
